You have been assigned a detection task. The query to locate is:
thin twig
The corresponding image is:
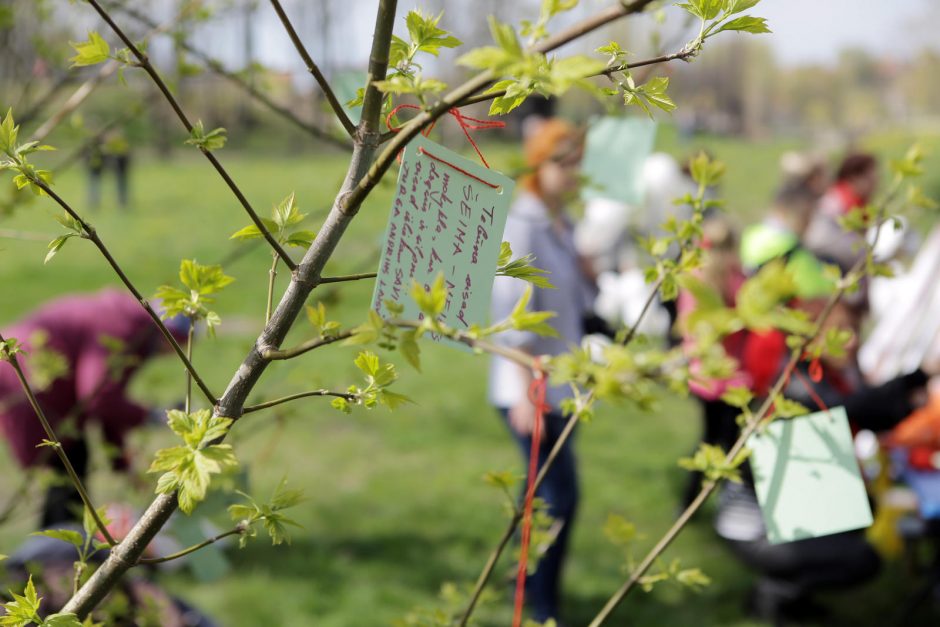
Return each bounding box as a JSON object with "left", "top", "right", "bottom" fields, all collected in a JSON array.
[
  {"left": 137, "top": 527, "right": 242, "bottom": 564},
  {"left": 242, "top": 389, "right": 358, "bottom": 414},
  {"left": 29, "top": 177, "right": 217, "bottom": 406},
  {"left": 266, "top": 254, "right": 279, "bottom": 325},
  {"left": 268, "top": 0, "right": 357, "bottom": 137},
  {"left": 84, "top": 0, "right": 298, "bottom": 271},
  {"left": 318, "top": 272, "right": 377, "bottom": 284},
  {"left": 184, "top": 321, "right": 194, "bottom": 414},
  {"left": 0, "top": 333, "right": 117, "bottom": 546},
  {"left": 262, "top": 330, "right": 355, "bottom": 361}
]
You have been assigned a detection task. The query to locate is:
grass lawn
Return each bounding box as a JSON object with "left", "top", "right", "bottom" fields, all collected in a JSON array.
[{"left": 1, "top": 125, "right": 938, "bottom": 625}]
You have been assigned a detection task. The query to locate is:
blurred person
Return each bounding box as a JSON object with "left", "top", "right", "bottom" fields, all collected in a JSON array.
[
  {"left": 739, "top": 184, "right": 822, "bottom": 275},
  {"left": 676, "top": 217, "right": 750, "bottom": 511},
  {"left": 716, "top": 292, "right": 935, "bottom": 623},
  {"left": 489, "top": 118, "right": 596, "bottom": 624},
  {"left": 778, "top": 151, "right": 828, "bottom": 200},
  {"left": 803, "top": 152, "right": 879, "bottom": 275},
  {"left": 0, "top": 288, "right": 188, "bottom": 527},
  {"left": 85, "top": 129, "right": 133, "bottom": 210}
]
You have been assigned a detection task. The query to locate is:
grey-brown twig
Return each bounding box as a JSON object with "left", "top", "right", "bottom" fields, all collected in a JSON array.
[
  {"left": 242, "top": 389, "right": 359, "bottom": 415},
  {"left": 28, "top": 177, "right": 216, "bottom": 406},
  {"left": 268, "top": 0, "right": 357, "bottom": 138}
]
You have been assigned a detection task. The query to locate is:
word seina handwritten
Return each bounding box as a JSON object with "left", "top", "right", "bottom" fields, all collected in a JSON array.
[{"left": 371, "top": 135, "right": 514, "bottom": 342}]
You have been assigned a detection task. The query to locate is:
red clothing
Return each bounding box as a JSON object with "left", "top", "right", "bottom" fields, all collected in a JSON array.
[{"left": 0, "top": 289, "right": 175, "bottom": 467}]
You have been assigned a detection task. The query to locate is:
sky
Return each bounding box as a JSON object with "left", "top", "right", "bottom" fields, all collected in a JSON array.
[
  {"left": 746, "top": 0, "right": 936, "bottom": 66},
  {"left": 88, "top": 0, "right": 940, "bottom": 82}
]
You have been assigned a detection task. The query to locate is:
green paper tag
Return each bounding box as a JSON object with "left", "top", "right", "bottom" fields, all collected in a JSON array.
[
  {"left": 581, "top": 116, "right": 657, "bottom": 205},
  {"left": 749, "top": 406, "right": 873, "bottom": 544},
  {"left": 371, "top": 135, "right": 514, "bottom": 342}
]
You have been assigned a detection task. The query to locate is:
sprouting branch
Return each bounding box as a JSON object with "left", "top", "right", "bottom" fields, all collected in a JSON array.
[
  {"left": 0, "top": 332, "right": 117, "bottom": 546},
  {"left": 102, "top": 0, "right": 352, "bottom": 150},
  {"left": 390, "top": 319, "right": 538, "bottom": 371},
  {"left": 268, "top": 0, "right": 357, "bottom": 138},
  {"left": 26, "top": 176, "right": 217, "bottom": 406},
  {"left": 459, "top": 41, "right": 694, "bottom": 108},
  {"left": 137, "top": 526, "right": 242, "bottom": 565},
  {"left": 318, "top": 272, "right": 378, "bottom": 284},
  {"left": 83, "top": 0, "right": 298, "bottom": 271},
  {"left": 242, "top": 389, "right": 359, "bottom": 415}
]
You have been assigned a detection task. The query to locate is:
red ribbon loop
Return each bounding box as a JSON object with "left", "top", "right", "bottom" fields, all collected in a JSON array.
[
  {"left": 385, "top": 104, "right": 505, "bottom": 168},
  {"left": 513, "top": 359, "right": 548, "bottom": 627}
]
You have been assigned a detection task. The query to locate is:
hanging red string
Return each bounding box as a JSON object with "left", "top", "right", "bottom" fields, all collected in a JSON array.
[
  {"left": 385, "top": 104, "right": 505, "bottom": 168},
  {"left": 513, "top": 360, "right": 548, "bottom": 627},
  {"left": 791, "top": 364, "right": 830, "bottom": 413}
]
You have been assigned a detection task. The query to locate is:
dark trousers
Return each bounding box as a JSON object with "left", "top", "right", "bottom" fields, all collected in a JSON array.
[
  {"left": 41, "top": 439, "right": 88, "bottom": 528},
  {"left": 499, "top": 408, "right": 579, "bottom": 622},
  {"left": 681, "top": 399, "right": 741, "bottom": 509},
  {"left": 726, "top": 530, "right": 881, "bottom": 593}
]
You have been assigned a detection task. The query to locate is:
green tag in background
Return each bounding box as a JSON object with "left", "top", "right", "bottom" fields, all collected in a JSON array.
[
  {"left": 581, "top": 116, "right": 657, "bottom": 205},
  {"left": 749, "top": 406, "right": 873, "bottom": 544},
  {"left": 371, "top": 135, "right": 514, "bottom": 342}
]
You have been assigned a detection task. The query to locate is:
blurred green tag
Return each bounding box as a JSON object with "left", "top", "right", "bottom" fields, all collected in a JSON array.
[
  {"left": 749, "top": 406, "right": 873, "bottom": 544},
  {"left": 581, "top": 116, "right": 656, "bottom": 205},
  {"left": 371, "top": 135, "right": 513, "bottom": 343}
]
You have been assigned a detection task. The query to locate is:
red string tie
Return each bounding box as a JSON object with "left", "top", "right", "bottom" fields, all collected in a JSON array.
[
  {"left": 513, "top": 359, "right": 548, "bottom": 627},
  {"left": 385, "top": 104, "right": 505, "bottom": 169}
]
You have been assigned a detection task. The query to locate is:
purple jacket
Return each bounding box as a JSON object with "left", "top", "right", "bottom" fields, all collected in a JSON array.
[{"left": 0, "top": 289, "right": 180, "bottom": 467}]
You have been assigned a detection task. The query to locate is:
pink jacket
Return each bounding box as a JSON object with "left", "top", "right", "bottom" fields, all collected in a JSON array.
[{"left": 0, "top": 289, "right": 178, "bottom": 467}]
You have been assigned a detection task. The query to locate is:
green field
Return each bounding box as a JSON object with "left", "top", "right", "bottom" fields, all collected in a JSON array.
[{"left": 1, "top": 126, "right": 938, "bottom": 626}]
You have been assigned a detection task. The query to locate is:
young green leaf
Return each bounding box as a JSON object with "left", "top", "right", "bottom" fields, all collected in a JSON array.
[
  {"left": 184, "top": 120, "right": 228, "bottom": 152},
  {"left": 714, "top": 15, "right": 771, "bottom": 35},
  {"left": 69, "top": 31, "right": 111, "bottom": 67}
]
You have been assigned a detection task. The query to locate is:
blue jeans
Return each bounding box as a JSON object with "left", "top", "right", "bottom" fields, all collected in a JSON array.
[{"left": 498, "top": 408, "right": 579, "bottom": 622}]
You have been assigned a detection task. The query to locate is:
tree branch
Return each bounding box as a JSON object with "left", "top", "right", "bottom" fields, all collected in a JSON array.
[
  {"left": 268, "top": 0, "right": 357, "bottom": 137},
  {"left": 28, "top": 177, "right": 217, "bottom": 406},
  {"left": 0, "top": 332, "right": 117, "bottom": 546},
  {"left": 84, "top": 0, "right": 298, "bottom": 271},
  {"left": 102, "top": 0, "right": 352, "bottom": 150}
]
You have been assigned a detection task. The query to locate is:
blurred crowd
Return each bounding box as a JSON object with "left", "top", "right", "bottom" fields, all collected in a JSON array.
[{"left": 489, "top": 116, "right": 940, "bottom": 624}]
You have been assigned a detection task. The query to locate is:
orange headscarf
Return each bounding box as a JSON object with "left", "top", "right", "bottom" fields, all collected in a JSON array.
[{"left": 519, "top": 118, "right": 581, "bottom": 196}]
